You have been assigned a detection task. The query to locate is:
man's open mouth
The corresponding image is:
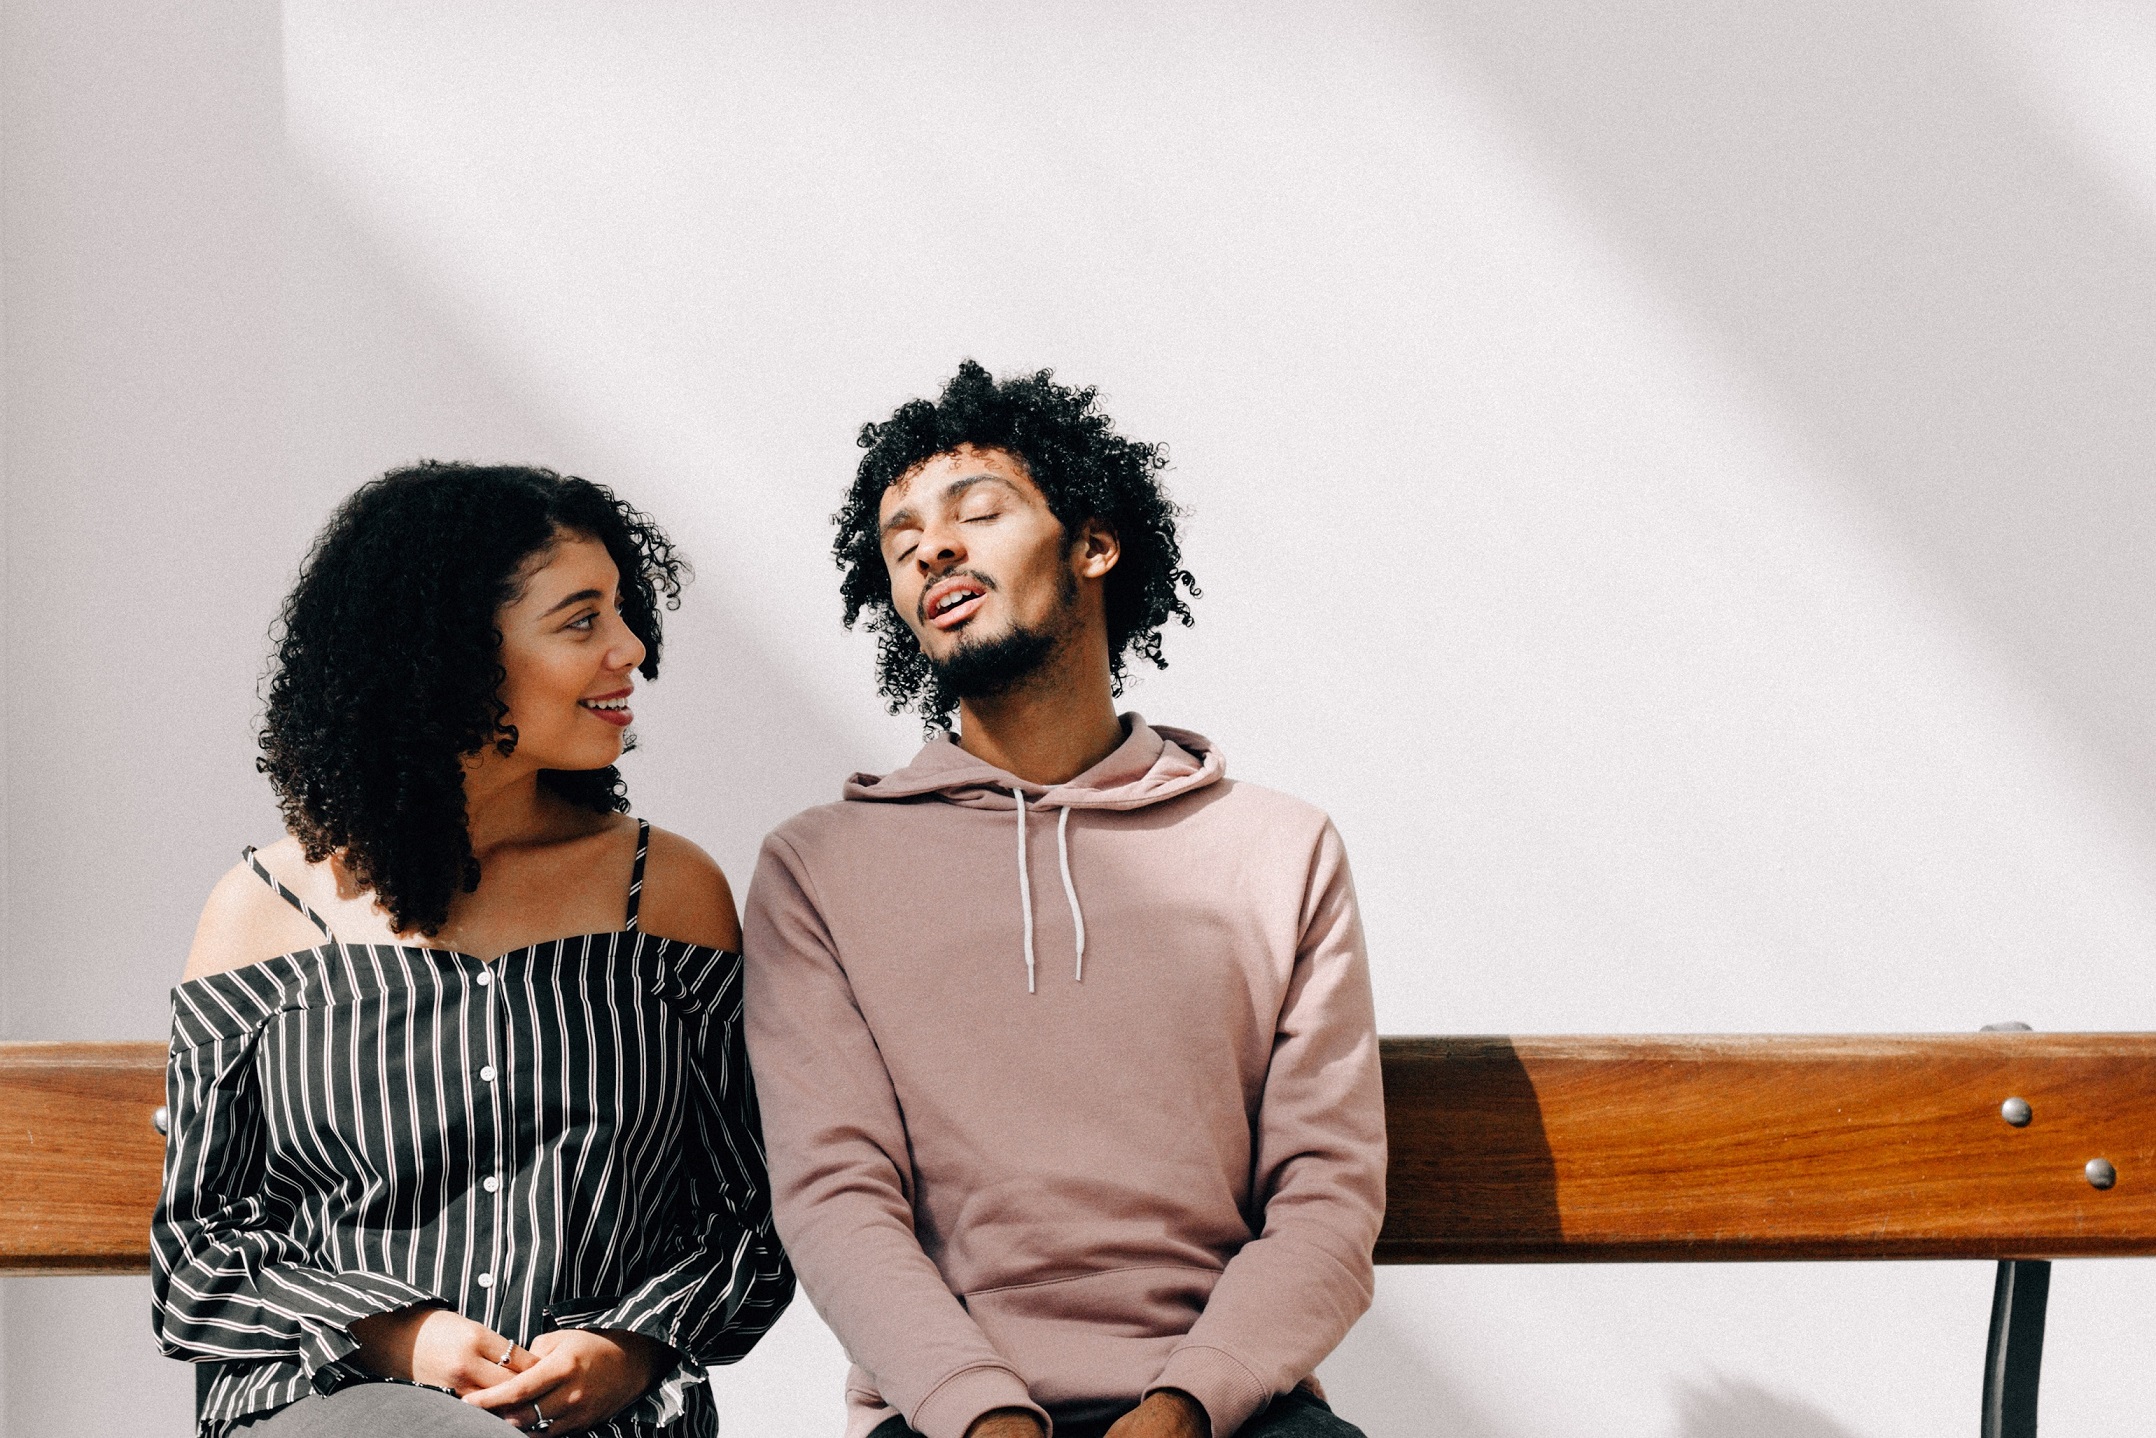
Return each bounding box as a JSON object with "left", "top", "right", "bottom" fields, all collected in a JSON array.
[{"left": 923, "top": 578, "right": 989, "bottom": 631}]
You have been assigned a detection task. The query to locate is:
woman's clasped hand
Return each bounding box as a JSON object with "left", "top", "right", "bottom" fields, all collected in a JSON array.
[
  {"left": 349, "top": 1305, "right": 671, "bottom": 1433},
  {"left": 462, "top": 1328, "right": 674, "bottom": 1434}
]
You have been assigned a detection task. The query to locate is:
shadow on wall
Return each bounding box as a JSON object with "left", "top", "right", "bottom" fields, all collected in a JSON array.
[
  {"left": 1674, "top": 1375, "right": 1870, "bottom": 1438},
  {"left": 1321, "top": 1304, "right": 1523, "bottom": 1438},
  {"left": 1418, "top": 0, "right": 2156, "bottom": 817}
]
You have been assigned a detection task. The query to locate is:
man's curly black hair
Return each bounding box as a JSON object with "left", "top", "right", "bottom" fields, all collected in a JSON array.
[
  {"left": 834, "top": 360, "right": 1198, "bottom": 720},
  {"left": 258, "top": 462, "right": 687, "bottom": 936}
]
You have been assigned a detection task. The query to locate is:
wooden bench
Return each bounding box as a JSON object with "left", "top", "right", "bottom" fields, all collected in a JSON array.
[{"left": 6, "top": 1033, "right": 2153, "bottom": 1437}]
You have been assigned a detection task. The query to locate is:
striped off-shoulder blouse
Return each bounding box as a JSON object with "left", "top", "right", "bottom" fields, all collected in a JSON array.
[{"left": 151, "top": 821, "right": 794, "bottom": 1436}]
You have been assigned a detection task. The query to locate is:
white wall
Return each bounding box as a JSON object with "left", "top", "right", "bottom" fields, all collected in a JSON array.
[
  {"left": 3, "top": 0, "right": 284, "bottom": 1428},
  {"left": 5, "top": 2, "right": 2153, "bottom": 1434}
]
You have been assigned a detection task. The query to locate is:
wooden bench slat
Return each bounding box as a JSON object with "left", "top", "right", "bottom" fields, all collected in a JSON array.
[
  {"left": 1379, "top": 1034, "right": 2156, "bottom": 1262},
  {"left": 0, "top": 1042, "right": 168, "bottom": 1274},
  {"left": 8, "top": 1036, "right": 2156, "bottom": 1274}
]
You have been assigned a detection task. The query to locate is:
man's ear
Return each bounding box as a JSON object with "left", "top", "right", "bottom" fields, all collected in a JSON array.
[{"left": 1073, "top": 518, "right": 1121, "bottom": 580}]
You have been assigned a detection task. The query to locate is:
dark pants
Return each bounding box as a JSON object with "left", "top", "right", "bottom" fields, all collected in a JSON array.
[
  {"left": 226, "top": 1383, "right": 518, "bottom": 1435},
  {"left": 869, "top": 1389, "right": 1362, "bottom": 1438}
]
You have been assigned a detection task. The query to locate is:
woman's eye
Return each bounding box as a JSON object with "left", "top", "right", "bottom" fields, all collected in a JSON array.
[
  {"left": 567, "top": 612, "right": 597, "bottom": 631},
  {"left": 963, "top": 510, "right": 999, "bottom": 524}
]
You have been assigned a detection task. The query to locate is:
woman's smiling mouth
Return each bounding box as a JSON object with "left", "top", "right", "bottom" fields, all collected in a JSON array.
[{"left": 580, "top": 689, "right": 634, "bottom": 727}]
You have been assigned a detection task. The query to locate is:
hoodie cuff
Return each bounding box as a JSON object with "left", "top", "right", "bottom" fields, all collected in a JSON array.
[
  {"left": 907, "top": 1361, "right": 1045, "bottom": 1438},
  {"left": 1149, "top": 1345, "right": 1269, "bottom": 1438}
]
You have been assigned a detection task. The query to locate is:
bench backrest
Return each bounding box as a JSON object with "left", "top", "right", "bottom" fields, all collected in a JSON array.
[
  {"left": 1, "top": 1042, "right": 168, "bottom": 1273},
  {"left": 5, "top": 1035, "right": 2155, "bottom": 1273},
  {"left": 1379, "top": 1034, "right": 2156, "bottom": 1261}
]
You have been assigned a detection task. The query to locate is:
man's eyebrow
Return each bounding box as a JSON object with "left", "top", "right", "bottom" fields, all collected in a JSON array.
[
  {"left": 539, "top": 587, "right": 605, "bottom": 617},
  {"left": 880, "top": 474, "right": 1009, "bottom": 538}
]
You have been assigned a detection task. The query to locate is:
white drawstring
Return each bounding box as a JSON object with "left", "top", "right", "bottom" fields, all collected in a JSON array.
[
  {"left": 1057, "top": 806, "right": 1086, "bottom": 983},
  {"left": 1014, "top": 788, "right": 1036, "bottom": 994},
  {"left": 1012, "top": 787, "right": 1087, "bottom": 990}
]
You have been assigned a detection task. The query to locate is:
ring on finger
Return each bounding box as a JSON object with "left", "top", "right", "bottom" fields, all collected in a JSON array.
[
  {"left": 497, "top": 1344, "right": 516, "bottom": 1365},
  {"left": 530, "top": 1399, "right": 551, "bottom": 1432}
]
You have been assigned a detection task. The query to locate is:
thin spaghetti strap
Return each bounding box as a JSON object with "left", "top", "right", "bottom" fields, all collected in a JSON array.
[
  {"left": 624, "top": 819, "right": 651, "bottom": 933},
  {"left": 241, "top": 847, "right": 336, "bottom": 941}
]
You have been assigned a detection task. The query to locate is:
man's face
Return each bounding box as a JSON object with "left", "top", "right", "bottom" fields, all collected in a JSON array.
[{"left": 877, "top": 445, "right": 1112, "bottom": 696}]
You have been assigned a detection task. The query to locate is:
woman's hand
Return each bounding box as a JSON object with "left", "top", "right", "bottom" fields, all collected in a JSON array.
[
  {"left": 461, "top": 1328, "right": 674, "bottom": 1433},
  {"left": 348, "top": 1306, "right": 535, "bottom": 1394}
]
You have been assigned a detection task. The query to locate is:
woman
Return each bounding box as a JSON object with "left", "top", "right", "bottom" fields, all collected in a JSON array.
[{"left": 152, "top": 463, "right": 792, "bottom": 1437}]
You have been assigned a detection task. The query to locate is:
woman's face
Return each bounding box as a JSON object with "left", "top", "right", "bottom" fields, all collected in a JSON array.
[{"left": 492, "top": 530, "right": 646, "bottom": 772}]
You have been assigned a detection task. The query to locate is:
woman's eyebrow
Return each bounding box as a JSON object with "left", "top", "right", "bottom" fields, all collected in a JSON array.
[{"left": 539, "top": 587, "right": 605, "bottom": 617}]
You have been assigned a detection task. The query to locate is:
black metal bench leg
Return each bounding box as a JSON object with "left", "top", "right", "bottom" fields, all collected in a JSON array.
[{"left": 1981, "top": 1258, "right": 2049, "bottom": 1438}]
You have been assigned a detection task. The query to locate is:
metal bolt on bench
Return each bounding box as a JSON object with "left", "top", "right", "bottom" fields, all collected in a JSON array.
[{"left": 1978, "top": 1022, "right": 2044, "bottom": 1438}]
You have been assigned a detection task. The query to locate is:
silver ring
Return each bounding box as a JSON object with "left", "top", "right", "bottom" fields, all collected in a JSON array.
[
  {"left": 497, "top": 1344, "right": 515, "bottom": 1365},
  {"left": 530, "top": 1400, "right": 551, "bottom": 1432}
]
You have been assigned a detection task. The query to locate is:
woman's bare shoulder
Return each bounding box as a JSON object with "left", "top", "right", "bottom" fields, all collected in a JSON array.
[
  {"left": 183, "top": 839, "right": 332, "bottom": 982},
  {"left": 635, "top": 824, "right": 741, "bottom": 952}
]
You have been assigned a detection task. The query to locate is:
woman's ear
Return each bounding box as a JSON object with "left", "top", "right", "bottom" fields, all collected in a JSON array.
[{"left": 1073, "top": 518, "right": 1121, "bottom": 580}]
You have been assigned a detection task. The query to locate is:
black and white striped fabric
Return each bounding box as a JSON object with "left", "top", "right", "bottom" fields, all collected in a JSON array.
[{"left": 152, "top": 820, "right": 793, "bottom": 1436}]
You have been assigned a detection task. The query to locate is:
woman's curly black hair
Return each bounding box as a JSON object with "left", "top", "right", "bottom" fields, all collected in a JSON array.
[
  {"left": 258, "top": 462, "right": 687, "bottom": 936},
  {"left": 834, "top": 360, "right": 1199, "bottom": 720}
]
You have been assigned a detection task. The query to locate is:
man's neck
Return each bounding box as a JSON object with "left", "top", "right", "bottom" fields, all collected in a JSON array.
[{"left": 954, "top": 646, "right": 1124, "bottom": 788}]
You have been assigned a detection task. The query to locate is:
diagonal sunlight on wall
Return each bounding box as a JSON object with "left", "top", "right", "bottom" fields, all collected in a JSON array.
[
  {"left": 1409, "top": 0, "right": 2156, "bottom": 834},
  {"left": 276, "top": 4, "right": 2156, "bottom": 1433},
  {"left": 281, "top": 0, "right": 2156, "bottom": 1030},
  {"left": 1985, "top": 0, "right": 2156, "bottom": 229}
]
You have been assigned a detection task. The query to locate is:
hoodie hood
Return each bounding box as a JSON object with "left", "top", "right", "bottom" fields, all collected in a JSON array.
[
  {"left": 842, "top": 715, "right": 1225, "bottom": 995},
  {"left": 843, "top": 713, "right": 1224, "bottom": 811}
]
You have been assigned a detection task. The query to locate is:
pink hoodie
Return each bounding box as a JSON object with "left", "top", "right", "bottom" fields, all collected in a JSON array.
[{"left": 742, "top": 717, "right": 1385, "bottom": 1438}]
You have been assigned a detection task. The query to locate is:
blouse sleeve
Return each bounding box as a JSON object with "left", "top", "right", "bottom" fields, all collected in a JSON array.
[
  {"left": 546, "top": 948, "right": 795, "bottom": 1416},
  {"left": 150, "top": 980, "right": 444, "bottom": 1378}
]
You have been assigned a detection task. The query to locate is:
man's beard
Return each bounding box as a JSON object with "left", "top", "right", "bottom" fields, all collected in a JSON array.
[
  {"left": 931, "top": 621, "right": 1062, "bottom": 701},
  {"left": 929, "top": 570, "right": 1079, "bottom": 703}
]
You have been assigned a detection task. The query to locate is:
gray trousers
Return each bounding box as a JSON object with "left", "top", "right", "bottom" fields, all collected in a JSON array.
[
  {"left": 226, "top": 1384, "right": 520, "bottom": 1436},
  {"left": 868, "top": 1389, "right": 1364, "bottom": 1438}
]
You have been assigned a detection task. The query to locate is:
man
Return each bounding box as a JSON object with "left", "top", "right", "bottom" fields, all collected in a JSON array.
[{"left": 744, "top": 361, "right": 1385, "bottom": 1438}]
